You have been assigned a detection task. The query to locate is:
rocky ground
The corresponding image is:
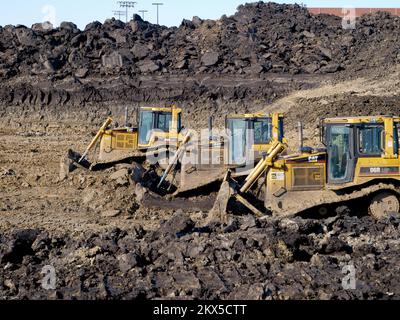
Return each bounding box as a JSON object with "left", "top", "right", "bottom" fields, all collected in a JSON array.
[
  {"left": 1, "top": 2, "right": 400, "bottom": 109},
  {"left": 1, "top": 2, "right": 400, "bottom": 300},
  {"left": 1, "top": 209, "right": 400, "bottom": 300}
]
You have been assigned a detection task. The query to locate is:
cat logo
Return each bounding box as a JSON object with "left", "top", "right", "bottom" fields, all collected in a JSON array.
[{"left": 308, "top": 156, "right": 319, "bottom": 163}]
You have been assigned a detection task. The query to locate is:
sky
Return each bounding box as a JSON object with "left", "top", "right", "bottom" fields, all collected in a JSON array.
[{"left": 1, "top": 0, "right": 400, "bottom": 29}]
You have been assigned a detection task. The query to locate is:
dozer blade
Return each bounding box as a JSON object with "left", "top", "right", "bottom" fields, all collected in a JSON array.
[
  {"left": 208, "top": 172, "right": 265, "bottom": 222},
  {"left": 59, "top": 149, "right": 92, "bottom": 181},
  {"left": 67, "top": 149, "right": 91, "bottom": 169},
  {"left": 92, "top": 147, "right": 171, "bottom": 171},
  {"left": 142, "top": 192, "right": 216, "bottom": 212},
  {"left": 174, "top": 165, "right": 226, "bottom": 196},
  {"left": 90, "top": 154, "right": 146, "bottom": 171},
  {"left": 208, "top": 179, "right": 233, "bottom": 224}
]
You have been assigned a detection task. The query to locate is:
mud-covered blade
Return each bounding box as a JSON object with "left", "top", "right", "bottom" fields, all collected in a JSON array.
[{"left": 175, "top": 166, "right": 226, "bottom": 196}]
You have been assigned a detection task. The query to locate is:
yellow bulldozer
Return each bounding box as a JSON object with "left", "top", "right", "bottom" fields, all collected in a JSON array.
[
  {"left": 63, "top": 105, "right": 186, "bottom": 174},
  {"left": 213, "top": 115, "right": 400, "bottom": 220},
  {"left": 157, "top": 113, "right": 286, "bottom": 195}
]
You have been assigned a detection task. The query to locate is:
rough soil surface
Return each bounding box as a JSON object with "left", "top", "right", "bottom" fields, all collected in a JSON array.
[
  {"left": 1, "top": 2, "right": 400, "bottom": 300},
  {"left": 1, "top": 2, "right": 400, "bottom": 108},
  {"left": 1, "top": 212, "right": 400, "bottom": 300}
]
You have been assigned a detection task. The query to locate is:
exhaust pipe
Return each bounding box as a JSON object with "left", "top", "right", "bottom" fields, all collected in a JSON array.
[
  {"left": 208, "top": 116, "right": 214, "bottom": 142},
  {"left": 124, "top": 106, "right": 129, "bottom": 128},
  {"left": 298, "top": 121, "right": 303, "bottom": 153}
]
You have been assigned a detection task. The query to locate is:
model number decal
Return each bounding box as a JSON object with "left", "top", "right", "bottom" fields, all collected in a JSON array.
[
  {"left": 271, "top": 172, "right": 285, "bottom": 181},
  {"left": 360, "top": 167, "right": 399, "bottom": 175}
]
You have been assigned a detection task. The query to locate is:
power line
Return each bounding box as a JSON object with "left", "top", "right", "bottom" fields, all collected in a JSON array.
[
  {"left": 117, "top": 1, "right": 137, "bottom": 23},
  {"left": 138, "top": 10, "right": 148, "bottom": 21},
  {"left": 113, "top": 10, "right": 126, "bottom": 20},
  {"left": 152, "top": 2, "right": 164, "bottom": 25}
]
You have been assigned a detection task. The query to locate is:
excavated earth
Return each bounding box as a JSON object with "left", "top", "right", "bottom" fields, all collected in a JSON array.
[{"left": 1, "top": 2, "right": 400, "bottom": 300}]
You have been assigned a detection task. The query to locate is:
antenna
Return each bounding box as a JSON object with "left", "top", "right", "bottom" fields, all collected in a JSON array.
[
  {"left": 152, "top": 2, "right": 164, "bottom": 25},
  {"left": 117, "top": 1, "right": 137, "bottom": 23},
  {"left": 113, "top": 10, "right": 126, "bottom": 20},
  {"left": 138, "top": 10, "right": 148, "bottom": 20}
]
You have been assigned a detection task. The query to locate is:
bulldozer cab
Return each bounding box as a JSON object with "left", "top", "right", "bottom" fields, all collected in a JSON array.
[
  {"left": 218, "top": 115, "right": 400, "bottom": 219},
  {"left": 323, "top": 116, "right": 400, "bottom": 187},
  {"left": 91, "top": 105, "right": 182, "bottom": 166},
  {"left": 138, "top": 106, "right": 182, "bottom": 148},
  {"left": 226, "top": 113, "right": 284, "bottom": 166}
]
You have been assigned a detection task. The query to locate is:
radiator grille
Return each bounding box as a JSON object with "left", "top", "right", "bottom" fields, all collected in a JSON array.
[
  {"left": 114, "top": 133, "right": 136, "bottom": 150},
  {"left": 292, "top": 166, "right": 324, "bottom": 190}
]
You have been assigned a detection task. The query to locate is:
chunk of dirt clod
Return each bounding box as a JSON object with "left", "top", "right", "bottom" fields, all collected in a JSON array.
[
  {"left": 110, "top": 169, "right": 129, "bottom": 187},
  {"left": 157, "top": 211, "right": 195, "bottom": 238},
  {"left": 102, "top": 210, "right": 121, "bottom": 218}
]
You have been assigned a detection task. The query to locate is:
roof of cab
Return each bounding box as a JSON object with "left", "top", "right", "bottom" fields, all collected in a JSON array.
[
  {"left": 140, "top": 106, "right": 182, "bottom": 112},
  {"left": 323, "top": 116, "right": 400, "bottom": 124},
  {"left": 227, "top": 113, "right": 284, "bottom": 119}
]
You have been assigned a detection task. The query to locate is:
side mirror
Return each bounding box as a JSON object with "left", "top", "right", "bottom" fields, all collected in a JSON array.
[
  {"left": 136, "top": 108, "right": 140, "bottom": 127},
  {"left": 318, "top": 118, "right": 327, "bottom": 146}
]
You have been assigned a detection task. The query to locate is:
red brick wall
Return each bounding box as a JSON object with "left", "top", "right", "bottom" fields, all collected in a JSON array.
[{"left": 308, "top": 8, "right": 400, "bottom": 17}]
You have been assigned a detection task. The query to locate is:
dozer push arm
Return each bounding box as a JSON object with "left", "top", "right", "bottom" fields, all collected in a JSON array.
[
  {"left": 157, "top": 131, "right": 192, "bottom": 188},
  {"left": 79, "top": 118, "right": 113, "bottom": 163},
  {"left": 239, "top": 141, "right": 286, "bottom": 193}
]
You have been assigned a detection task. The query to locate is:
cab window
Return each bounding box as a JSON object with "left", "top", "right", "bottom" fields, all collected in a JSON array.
[
  {"left": 358, "top": 125, "right": 383, "bottom": 156},
  {"left": 228, "top": 119, "right": 247, "bottom": 165},
  {"left": 157, "top": 113, "right": 172, "bottom": 132},
  {"left": 329, "top": 126, "right": 351, "bottom": 180},
  {"left": 253, "top": 118, "right": 272, "bottom": 144},
  {"left": 177, "top": 113, "right": 182, "bottom": 132},
  {"left": 139, "top": 111, "right": 154, "bottom": 145},
  {"left": 279, "top": 118, "right": 284, "bottom": 142}
]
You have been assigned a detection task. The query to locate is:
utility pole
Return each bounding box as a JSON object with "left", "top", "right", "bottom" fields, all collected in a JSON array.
[
  {"left": 152, "top": 2, "right": 163, "bottom": 25},
  {"left": 117, "top": 1, "right": 137, "bottom": 23},
  {"left": 113, "top": 10, "right": 126, "bottom": 20},
  {"left": 138, "top": 10, "right": 148, "bottom": 20}
]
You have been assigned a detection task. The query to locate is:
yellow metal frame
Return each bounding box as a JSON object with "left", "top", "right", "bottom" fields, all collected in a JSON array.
[
  {"left": 227, "top": 113, "right": 286, "bottom": 153},
  {"left": 99, "top": 105, "right": 185, "bottom": 156},
  {"left": 325, "top": 116, "right": 400, "bottom": 190},
  {"left": 138, "top": 105, "right": 184, "bottom": 150},
  {"left": 267, "top": 116, "right": 400, "bottom": 193}
]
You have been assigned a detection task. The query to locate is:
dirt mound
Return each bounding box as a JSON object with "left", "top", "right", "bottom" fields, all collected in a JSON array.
[
  {"left": 289, "top": 95, "right": 400, "bottom": 128},
  {"left": 1, "top": 2, "right": 400, "bottom": 107},
  {"left": 1, "top": 212, "right": 399, "bottom": 300},
  {"left": 1, "top": 3, "right": 399, "bottom": 79},
  {"left": 2, "top": 2, "right": 400, "bottom": 301}
]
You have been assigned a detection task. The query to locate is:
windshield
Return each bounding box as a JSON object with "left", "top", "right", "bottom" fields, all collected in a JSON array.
[
  {"left": 253, "top": 118, "right": 272, "bottom": 144},
  {"left": 329, "top": 126, "right": 351, "bottom": 180},
  {"left": 279, "top": 118, "right": 284, "bottom": 142},
  {"left": 156, "top": 112, "right": 173, "bottom": 132},
  {"left": 228, "top": 119, "right": 247, "bottom": 165},
  {"left": 358, "top": 125, "right": 383, "bottom": 156},
  {"left": 227, "top": 117, "right": 275, "bottom": 165},
  {"left": 139, "top": 111, "right": 154, "bottom": 145}
]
